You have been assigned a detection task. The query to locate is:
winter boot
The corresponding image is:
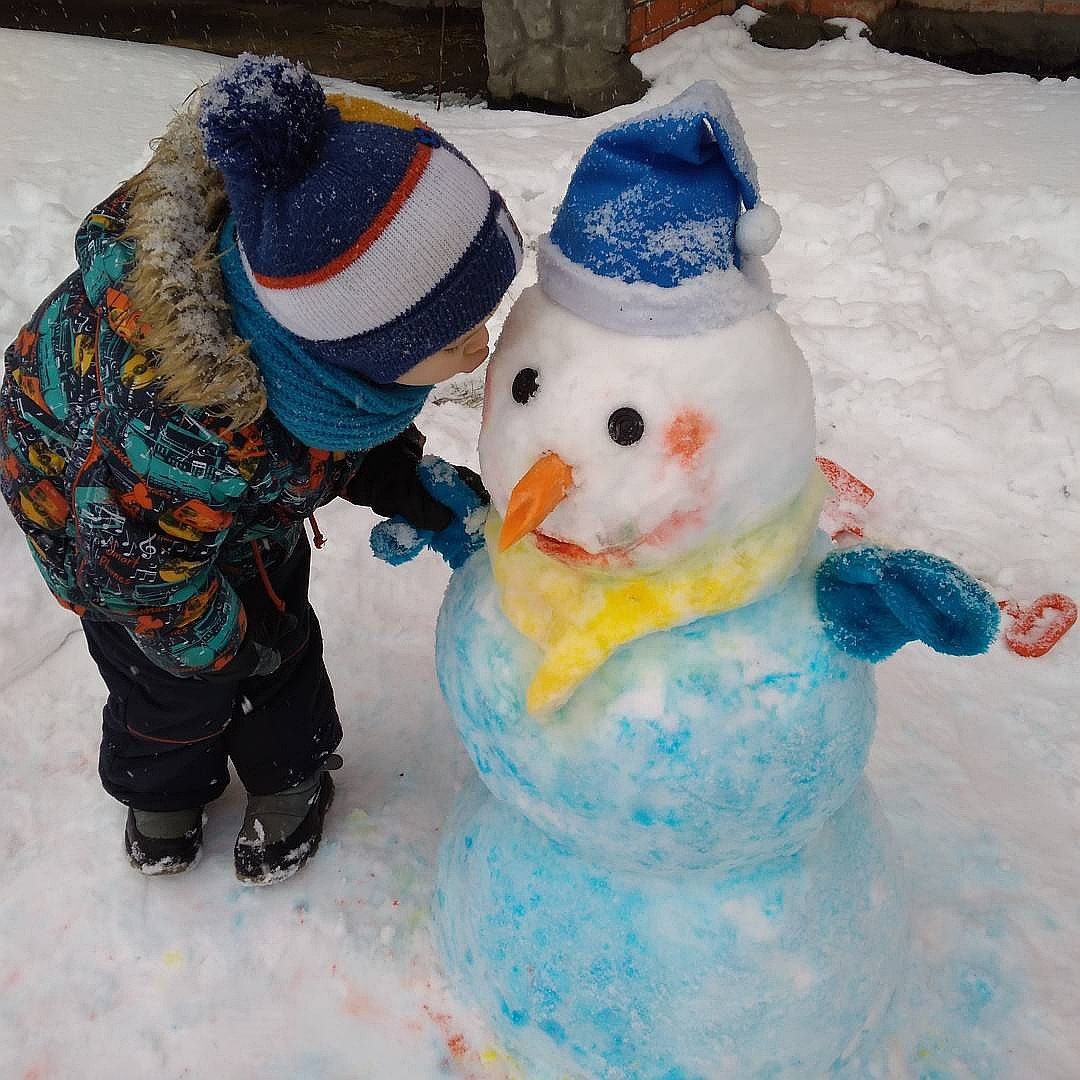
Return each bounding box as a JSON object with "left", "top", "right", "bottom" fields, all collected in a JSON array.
[
  {"left": 234, "top": 755, "right": 341, "bottom": 885},
  {"left": 125, "top": 807, "right": 204, "bottom": 875}
]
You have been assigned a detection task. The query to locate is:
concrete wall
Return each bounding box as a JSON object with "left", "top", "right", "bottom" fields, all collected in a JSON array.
[{"left": 483, "top": 0, "right": 645, "bottom": 113}]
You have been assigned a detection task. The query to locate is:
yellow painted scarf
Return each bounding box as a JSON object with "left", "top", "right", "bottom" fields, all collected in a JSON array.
[{"left": 486, "top": 475, "right": 827, "bottom": 715}]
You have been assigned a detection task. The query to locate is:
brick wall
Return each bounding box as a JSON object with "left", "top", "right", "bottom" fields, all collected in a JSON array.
[
  {"left": 627, "top": 0, "right": 1077, "bottom": 50},
  {"left": 628, "top": 0, "right": 737, "bottom": 52}
]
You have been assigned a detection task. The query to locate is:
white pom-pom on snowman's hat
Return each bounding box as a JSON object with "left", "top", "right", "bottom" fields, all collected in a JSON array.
[
  {"left": 537, "top": 81, "right": 780, "bottom": 337},
  {"left": 735, "top": 202, "right": 782, "bottom": 257}
]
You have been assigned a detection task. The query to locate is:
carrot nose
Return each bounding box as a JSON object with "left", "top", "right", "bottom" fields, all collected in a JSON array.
[{"left": 499, "top": 452, "right": 575, "bottom": 552}]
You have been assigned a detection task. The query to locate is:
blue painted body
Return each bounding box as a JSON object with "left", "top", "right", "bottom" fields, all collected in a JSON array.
[
  {"left": 436, "top": 778, "right": 907, "bottom": 1079},
  {"left": 433, "top": 543, "right": 908, "bottom": 1077}
]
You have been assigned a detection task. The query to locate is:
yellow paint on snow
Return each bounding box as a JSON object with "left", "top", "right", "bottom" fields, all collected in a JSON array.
[
  {"left": 347, "top": 808, "right": 377, "bottom": 834},
  {"left": 163, "top": 950, "right": 184, "bottom": 968},
  {"left": 487, "top": 475, "right": 826, "bottom": 715},
  {"left": 478, "top": 1045, "right": 525, "bottom": 1077}
]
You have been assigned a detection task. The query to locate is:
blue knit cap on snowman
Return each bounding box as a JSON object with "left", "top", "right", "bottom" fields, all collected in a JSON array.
[{"left": 537, "top": 81, "right": 781, "bottom": 336}]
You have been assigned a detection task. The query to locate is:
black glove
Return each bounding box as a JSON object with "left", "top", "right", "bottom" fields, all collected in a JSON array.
[{"left": 345, "top": 425, "right": 465, "bottom": 532}]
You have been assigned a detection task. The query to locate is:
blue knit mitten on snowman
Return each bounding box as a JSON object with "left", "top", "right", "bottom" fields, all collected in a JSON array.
[
  {"left": 370, "top": 456, "right": 489, "bottom": 570},
  {"left": 816, "top": 545, "right": 1000, "bottom": 662}
]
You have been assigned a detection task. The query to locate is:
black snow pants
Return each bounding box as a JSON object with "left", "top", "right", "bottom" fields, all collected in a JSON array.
[{"left": 83, "top": 536, "right": 342, "bottom": 812}]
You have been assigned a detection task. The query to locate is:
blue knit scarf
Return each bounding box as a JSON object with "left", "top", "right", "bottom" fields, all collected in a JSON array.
[{"left": 218, "top": 217, "right": 430, "bottom": 451}]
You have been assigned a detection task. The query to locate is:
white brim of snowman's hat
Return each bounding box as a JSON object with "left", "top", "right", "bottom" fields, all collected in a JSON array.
[{"left": 536, "top": 234, "right": 775, "bottom": 337}]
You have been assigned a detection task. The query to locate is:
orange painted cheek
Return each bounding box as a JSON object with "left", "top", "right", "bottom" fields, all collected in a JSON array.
[{"left": 664, "top": 409, "right": 714, "bottom": 469}]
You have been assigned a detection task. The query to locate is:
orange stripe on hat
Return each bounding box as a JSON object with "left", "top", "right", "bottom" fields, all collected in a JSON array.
[{"left": 252, "top": 140, "right": 433, "bottom": 290}]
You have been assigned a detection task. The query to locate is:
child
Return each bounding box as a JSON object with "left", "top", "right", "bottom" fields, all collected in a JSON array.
[{"left": 0, "top": 54, "right": 522, "bottom": 883}]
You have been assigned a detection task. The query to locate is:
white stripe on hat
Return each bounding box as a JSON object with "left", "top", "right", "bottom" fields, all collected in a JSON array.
[
  {"left": 536, "top": 234, "right": 775, "bottom": 337},
  {"left": 242, "top": 145, "right": 492, "bottom": 341}
]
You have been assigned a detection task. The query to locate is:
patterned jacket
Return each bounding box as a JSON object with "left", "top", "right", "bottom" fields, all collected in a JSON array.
[{"left": 0, "top": 112, "right": 382, "bottom": 676}]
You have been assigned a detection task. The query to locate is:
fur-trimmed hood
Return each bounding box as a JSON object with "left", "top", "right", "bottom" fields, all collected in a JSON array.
[{"left": 107, "top": 104, "right": 267, "bottom": 426}]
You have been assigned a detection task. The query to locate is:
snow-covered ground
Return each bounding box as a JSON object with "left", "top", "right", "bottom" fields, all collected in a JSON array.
[{"left": 1, "top": 19, "right": 1077, "bottom": 1078}]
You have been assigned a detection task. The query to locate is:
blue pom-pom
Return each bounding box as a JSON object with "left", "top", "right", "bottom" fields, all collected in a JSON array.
[
  {"left": 199, "top": 53, "right": 326, "bottom": 189},
  {"left": 816, "top": 545, "right": 1000, "bottom": 663},
  {"left": 371, "top": 518, "right": 426, "bottom": 566}
]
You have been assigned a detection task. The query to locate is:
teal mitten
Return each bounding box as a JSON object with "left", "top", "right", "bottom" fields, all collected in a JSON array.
[{"left": 816, "top": 545, "right": 1000, "bottom": 662}]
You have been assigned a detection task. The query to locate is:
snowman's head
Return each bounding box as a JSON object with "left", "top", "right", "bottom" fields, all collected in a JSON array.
[{"left": 480, "top": 287, "right": 817, "bottom": 572}]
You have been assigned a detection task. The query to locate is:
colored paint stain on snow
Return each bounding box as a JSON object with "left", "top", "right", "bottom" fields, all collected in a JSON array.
[
  {"left": 470, "top": 1044, "right": 528, "bottom": 1079},
  {"left": 424, "top": 1003, "right": 528, "bottom": 1079},
  {"left": 162, "top": 950, "right": 183, "bottom": 968},
  {"left": 347, "top": 808, "right": 377, "bottom": 833},
  {"left": 425, "top": 1006, "right": 474, "bottom": 1062},
  {"left": 958, "top": 967, "right": 997, "bottom": 1022},
  {"left": 342, "top": 981, "right": 384, "bottom": 1020},
  {"left": 833, "top": 822, "right": 1028, "bottom": 1080},
  {"left": 913, "top": 1037, "right": 967, "bottom": 1079}
]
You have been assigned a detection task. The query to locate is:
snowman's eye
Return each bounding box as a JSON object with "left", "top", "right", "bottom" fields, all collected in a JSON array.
[
  {"left": 608, "top": 407, "right": 645, "bottom": 446},
  {"left": 511, "top": 367, "right": 539, "bottom": 405}
]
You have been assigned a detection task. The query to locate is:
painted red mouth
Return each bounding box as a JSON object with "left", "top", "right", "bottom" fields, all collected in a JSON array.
[
  {"left": 533, "top": 508, "right": 704, "bottom": 570},
  {"left": 533, "top": 531, "right": 633, "bottom": 569}
]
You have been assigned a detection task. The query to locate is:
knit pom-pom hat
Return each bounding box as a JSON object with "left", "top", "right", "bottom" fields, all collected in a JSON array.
[{"left": 199, "top": 54, "right": 523, "bottom": 384}]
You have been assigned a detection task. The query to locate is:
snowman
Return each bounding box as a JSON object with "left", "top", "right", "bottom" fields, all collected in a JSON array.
[{"left": 430, "top": 83, "right": 999, "bottom": 1078}]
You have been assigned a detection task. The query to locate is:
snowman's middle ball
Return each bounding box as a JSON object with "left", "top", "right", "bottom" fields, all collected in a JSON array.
[{"left": 437, "top": 542, "right": 876, "bottom": 873}]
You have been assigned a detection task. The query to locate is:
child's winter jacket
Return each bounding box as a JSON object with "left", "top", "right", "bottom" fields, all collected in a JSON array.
[{"left": 0, "top": 112, "right": 422, "bottom": 676}]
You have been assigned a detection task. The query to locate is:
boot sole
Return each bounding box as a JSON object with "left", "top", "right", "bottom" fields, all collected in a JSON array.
[{"left": 127, "top": 844, "right": 204, "bottom": 876}]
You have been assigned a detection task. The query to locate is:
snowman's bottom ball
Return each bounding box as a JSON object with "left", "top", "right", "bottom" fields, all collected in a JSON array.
[
  {"left": 436, "top": 543, "right": 876, "bottom": 873},
  {"left": 435, "top": 779, "right": 908, "bottom": 1080}
]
